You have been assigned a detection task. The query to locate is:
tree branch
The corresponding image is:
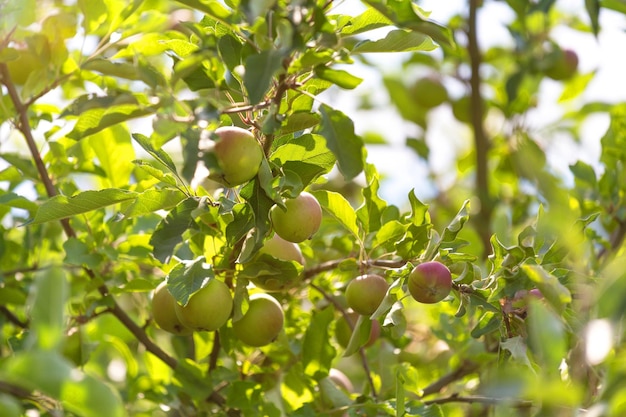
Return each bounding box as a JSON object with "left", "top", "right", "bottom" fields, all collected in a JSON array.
[
  {"left": 0, "top": 306, "right": 29, "bottom": 329},
  {"left": 467, "top": 0, "right": 493, "bottom": 259},
  {"left": 424, "top": 395, "right": 533, "bottom": 407},
  {"left": 420, "top": 360, "right": 479, "bottom": 398}
]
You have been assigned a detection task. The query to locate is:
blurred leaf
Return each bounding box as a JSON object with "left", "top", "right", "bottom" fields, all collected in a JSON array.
[
  {"left": 2, "top": 349, "right": 125, "bottom": 417},
  {"left": 314, "top": 67, "right": 362, "bottom": 89},
  {"left": 352, "top": 29, "right": 436, "bottom": 53},
  {"left": 527, "top": 298, "right": 567, "bottom": 373},
  {"left": 559, "top": 71, "right": 595, "bottom": 102},
  {"left": 27, "top": 266, "right": 68, "bottom": 350},
  {"left": 29, "top": 189, "right": 138, "bottom": 225},
  {"left": 88, "top": 124, "right": 135, "bottom": 188},
  {"left": 302, "top": 307, "right": 336, "bottom": 377},
  {"left": 501, "top": 336, "right": 533, "bottom": 369},
  {"left": 0, "top": 191, "right": 39, "bottom": 214},
  {"left": 522, "top": 264, "right": 571, "bottom": 313},
  {"left": 344, "top": 314, "right": 372, "bottom": 356},
  {"left": 149, "top": 197, "right": 200, "bottom": 263},
  {"left": 362, "top": 0, "right": 453, "bottom": 47},
  {"left": 63, "top": 238, "right": 103, "bottom": 269},
  {"left": 311, "top": 190, "right": 360, "bottom": 239},
  {"left": 175, "top": 0, "right": 232, "bottom": 20},
  {"left": 585, "top": 0, "right": 600, "bottom": 36},
  {"left": 319, "top": 105, "right": 365, "bottom": 180}
]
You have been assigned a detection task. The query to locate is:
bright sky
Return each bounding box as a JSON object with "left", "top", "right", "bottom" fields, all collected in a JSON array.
[{"left": 325, "top": 1, "right": 626, "bottom": 206}]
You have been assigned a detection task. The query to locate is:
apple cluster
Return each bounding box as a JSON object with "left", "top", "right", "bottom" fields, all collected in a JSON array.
[{"left": 151, "top": 125, "right": 326, "bottom": 346}]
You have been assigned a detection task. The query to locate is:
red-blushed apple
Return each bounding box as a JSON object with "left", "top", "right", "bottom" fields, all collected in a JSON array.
[
  {"left": 209, "top": 126, "right": 263, "bottom": 186},
  {"left": 329, "top": 368, "right": 354, "bottom": 393},
  {"left": 334, "top": 311, "right": 380, "bottom": 349},
  {"left": 545, "top": 48, "right": 578, "bottom": 81},
  {"left": 270, "top": 191, "right": 322, "bottom": 243},
  {"left": 408, "top": 261, "right": 452, "bottom": 304},
  {"left": 232, "top": 293, "right": 284, "bottom": 347},
  {"left": 411, "top": 76, "right": 448, "bottom": 109},
  {"left": 249, "top": 233, "right": 305, "bottom": 291},
  {"left": 151, "top": 281, "right": 193, "bottom": 335},
  {"left": 174, "top": 279, "right": 233, "bottom": 331},
  {"left": 345, "top": 274, "right": 389, "bottom": 316}
]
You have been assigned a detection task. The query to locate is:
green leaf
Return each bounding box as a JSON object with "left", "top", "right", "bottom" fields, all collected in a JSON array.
[
  {"left": 343, "top": 314, "right": 372, "bottom": 357},
  {"left": 0, "top": 191, "right": 39, "bottom": 213},
  {"left": 470, "top": 311, "right": 501, "bottom": 338},
  {"left": 244, "top": 50, "right": 284, "bottom": 104},
  {"left": 340, "top": 7, "right": 393, "bottom": 36},
  {"left": 68, "top": 103, "right": 159, "bottom": 140},
  {"left": 356, "top": 163, "right": 386, "bottom": 233},
  {"left": 2, "top": 350, "right": 125, "bottom": 417},
  {"left": 131, "top": 133, "right": 179, "bottom": 175},
  {"left": 558, "top": 71, "right": 595, "bottom": 102},
  {"left": 63, "top": 238, "right": 104, "bottom": 269},
  {"left": 501, "top": 336, "right": 533, "bottom": 369},
  {"left": 440, "top": 200, "right": 471, "bottom": 242},
  {"left": 149, "top": 197, "right": 200, "bottom": 263},
  {"left": 175, "top": 0, "right": 232, "bottom": 21},
  {"left": 362, "top": 0, "right": 453, "bottom": 47},
  {"left": 319, "top": 105, "right": 365, "bottom": 180},
  {"left": 27, "top": 266, "right": 68, "bottom": 350},
  {"left": 122, "top": 189, "right": 186, "bottom": 218},
  {"left": 314, "top": 67, "right": 363, "bottom": 89},
  {"left": 527, "top": 298, "right": 567, "bottom": 374},
  {"left": 166, "top": 257, "right": 214, "bottom": 306},
  {"left": 311, "top": 190, "right": 360, "bottom": 239},
  {"left": 133, "top": 160, "right": 179, "bottom": 186},
  {"left": 302, "top": 307, "right": 337, "bottom": 377},
  {"left": 88, "top": 124, "right": 135, "bottom": 188},
  {"left": 585, "top": 0, "right": 600, "bottom": 36},
  {"left": 29, "top": 189, "right": 138, "bottom": 225},
  {"left": 271, "top": 133, "right": 336, "bottom": 188},
  {"left": 352, "top": 29, "right": 436, "bottom": 54}
]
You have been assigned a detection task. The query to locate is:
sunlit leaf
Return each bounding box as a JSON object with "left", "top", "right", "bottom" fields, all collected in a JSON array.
[
  {"left": 319, "top": 105, "right": 365, "bottom": 180},
  {"left": 29, "top": 189, "right": 138, "bottom": 225},
  {"left": 311, "top": 190, "right": 360, "bottom": 239}
]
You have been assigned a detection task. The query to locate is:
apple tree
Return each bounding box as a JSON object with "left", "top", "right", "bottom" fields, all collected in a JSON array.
[{"left": 1, "top": 0, "right": 626, "bottom": 416}]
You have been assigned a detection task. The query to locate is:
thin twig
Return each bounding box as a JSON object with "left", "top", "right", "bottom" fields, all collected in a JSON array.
[
  {"left": 0, "top": 306, "right": 29, "bottom": 328},
  {"left": 423, "top": 395, "right": 533, "bottom": 407},
  {"left": 467, "top": 0, "right": 492, "bottom": 259},
  {"left": 420, "top": 360, "right": 478, "bottom": 398}
]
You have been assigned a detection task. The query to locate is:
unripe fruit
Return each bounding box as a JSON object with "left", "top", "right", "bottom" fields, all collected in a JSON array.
[
  {"left": 329, "top": 368, "right": 354, "bottom": 393},
  {"left": 209, "top": 126, "right": 263, "bottom": 186},
  {"left": 232, "top": 293, "right": 284, "bottom": 347},
  {"left": 174, "top": 279, "right": 233, "bottom": 331},
  {"left": 152, "top": 281, "right": 193, "bottom": 335},
  {"left": 334, "top": 312, "right": 380, "bottom": 349},
  {"left": 408, "top": 261, "right": 452, "bottom": 304},
  {"left": 451, "top": 96, "right": 472, "bottom": 123},
  {"left": 270, "top": 191, "right": 322, "bottom": 243},
  {"left": 411, "top": 76, "right": 448, "bottom": 109},
  {"left": 545, "top": 48, "right": 578, "bottom": 81},
  {"left": 250, "top": 234, "right": 305, "bottom": 291},
  {"left": 345, "top": 274, "right": 389, "bottom": 315}
]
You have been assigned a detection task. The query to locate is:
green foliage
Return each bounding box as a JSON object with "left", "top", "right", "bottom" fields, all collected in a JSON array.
[{"left": 1, "top": 0, "right": 625, "bottom": 416}]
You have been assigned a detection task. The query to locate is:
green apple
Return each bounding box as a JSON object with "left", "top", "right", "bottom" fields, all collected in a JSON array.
[
  {"left": 545, "top": 48, "right": 578, "bottom": 81},
  {"left": 208, "top": 126, "right": 264, "bottom": 186},
  {"left": 232, "top": 293, "right": 284, "bottom": 347},
  {"left": 152, "top": 281, "right": 193, "bottom": 335},
  {"left": 345, "top": 274, "right": 389, "bottom": 316},
  {"left": 451, "top": 95, "right": 471, "bottom": 123},
  {"left": 249, "top": 233, "right": 305, "bottom": 291},
  {"left": 174, "top": 279, "right": 233, "bottom": 332},
  {"left": 334, "top": 312, "right": 380, "bottom": 349},
  {"left": 411, "top": 76, "right": 448, "bottom": 109},
  {"left": 408, "top": 261, "right": 452, "bottom": 304},
  {"left": 270, "top": 191, "right": 322, "bottom": 243}
]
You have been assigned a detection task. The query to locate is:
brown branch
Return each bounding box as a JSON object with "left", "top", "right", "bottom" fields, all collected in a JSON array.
[
  {"left": 424, "top": 395, "right": 533, "bottom": 407},
  {"left": 0, "top": 62, "right": 178, "bottom": 371},
  {"left": 467, "top": 0, "right": 493, "bottom": 259},
  {"left": 304, "top": 258, "right": 407, "bottom": 280},
  {"left": 0, "top": 306, "right": 29, "bottom": 328},
  {"left": 209, "top": 331, "right": 221, "bottom": 372},
  {"left": 420, "top": 360, "right": 479, "bottom": 398},
  {"left": 309, "top": 283, "right": 378, "bottom": 398},
  {"left": 598, "top": 218, "right": 626, "bottom": 260}
]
